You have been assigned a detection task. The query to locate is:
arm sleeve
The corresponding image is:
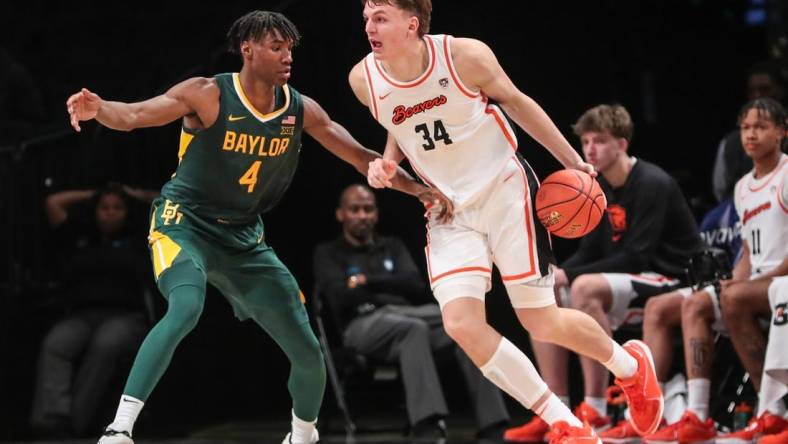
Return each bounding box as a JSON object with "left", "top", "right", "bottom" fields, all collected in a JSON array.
[{"left": 563, "top": 177, "right": 671, "bottom": 282}]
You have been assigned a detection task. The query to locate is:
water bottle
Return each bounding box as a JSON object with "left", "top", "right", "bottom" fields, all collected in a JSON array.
[{"left": 732, "top": 402, "right": 753, "bottom": 431}]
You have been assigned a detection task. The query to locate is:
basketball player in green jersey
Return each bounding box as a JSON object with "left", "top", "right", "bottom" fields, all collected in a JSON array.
[{"left": 66, "top": 11, "right": 450, "bottom": 444}]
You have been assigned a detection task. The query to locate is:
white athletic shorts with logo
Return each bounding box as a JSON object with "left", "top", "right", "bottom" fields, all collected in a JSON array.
[
  {"left": 426, "top": 155, "right": 555, "bottom": 310},
  {"left": 598, "top": 272, "right": 683, "bottom": 330},
  {"left": 765, "top": 276, "right": 788, "bottom": 387}
]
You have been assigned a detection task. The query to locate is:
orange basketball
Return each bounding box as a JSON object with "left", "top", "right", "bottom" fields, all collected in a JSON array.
[{"left": 535, "top": 169, "right": 607, "bottom": 239}]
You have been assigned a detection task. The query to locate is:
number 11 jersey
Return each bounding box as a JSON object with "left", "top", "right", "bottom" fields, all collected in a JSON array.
[{"left": 734, "top": 153, "right": 788, "bottom": 276}]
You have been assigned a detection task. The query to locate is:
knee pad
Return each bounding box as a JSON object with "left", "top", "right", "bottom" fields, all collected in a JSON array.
[{"left": 433, "top": 275, "right": 487, "bottom": 309}]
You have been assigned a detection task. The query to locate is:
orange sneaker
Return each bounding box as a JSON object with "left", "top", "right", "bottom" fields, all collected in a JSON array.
[
  {"left": 598, "top": 420, "right": 641, "bottom": 444},
  {"left": 504, "top": 416, "right": 550, "bottom": 442},
  {"left": 642, "top": 410, "right": 716, "bottom": 443},
  {"left": 574, "top": 402, "right": 612, "bottom": 431},
  {"left": 716, "top": 411, "right": 788, "bottom": 444},
  {"left": 614, "top": 340, "right": 664, "bottom": 435},
  {"left": 548, "top": 421, "right": 602, "bottom": 444},
  {"left": 757, "top": 427, "right": 788, "bottom": 444}
]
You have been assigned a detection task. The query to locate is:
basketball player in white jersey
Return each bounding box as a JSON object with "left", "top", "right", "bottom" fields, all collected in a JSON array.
[
  {"left": 713, "top": 98, "right": 788, "bottom": 444},
  {"left": 642, "top": 98, "right": 788, "bottom": 444},
  {"left": 348, "top": 1, "right": 664, "bottom": 442}
]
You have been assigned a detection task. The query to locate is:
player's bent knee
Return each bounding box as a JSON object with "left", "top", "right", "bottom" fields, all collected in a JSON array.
[
  {"left": 681, "top": 291, "right": 713, "bottom": 321},
  {"left": 569, "top": 273, "right": 607, "bottom": 297},
  {"left": 441, "top": 310, "right": 484, "bottom": 344},
  {"left": 719, "top": 284, "right": 748, "bottom": 312},
  {"left": 644, "top": 293, "right": 677, "bottom": 325}
]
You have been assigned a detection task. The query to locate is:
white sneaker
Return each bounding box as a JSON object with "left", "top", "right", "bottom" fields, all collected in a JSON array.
[
  {"left": 97, "top": 427, "right": 134, "bottom": 444},
  {"left": 281, "top": 429, "right": 319, "bottom": 444}
]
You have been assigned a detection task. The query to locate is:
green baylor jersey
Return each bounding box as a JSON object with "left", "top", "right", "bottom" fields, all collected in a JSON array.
[{"left": 161, "top": 73, "right": 304, "bottom": 223}]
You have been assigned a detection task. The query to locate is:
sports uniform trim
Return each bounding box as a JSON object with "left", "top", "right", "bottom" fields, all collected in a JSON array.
[
  {"left": 232, "top": 73, "right": 291, "bottom": 123},
  {"left": 177, "top": 129, "right": 194, "bottom": 165},
  {"left": 362, "top": 58, "right": 379, "bottom": 121},
  {"left": 747, "top": 156, "right": 787, "bottom": 192},
  {"left": 778, "top": 173, "right": 788, "bottom": 213},
  {"left": 149, "top": 231, "right": 182, "bottom": 279},
  {"left": 626, "top": 273, "right": 680, "bottom": 284},
  {"left": 501, "top": 156, "right": 538, "bottom": 281},
  {"left": 374, "top": 35, "right": 436, "bottom": 88},
  {"left": 430, "top": 266, "right": 492, "bottom": 284},
  {"left": 442, "top": 35, "right": 479, "bottom": 99},
  {"left": 484, "top": 100, "right": 517, "bottom": 150}
]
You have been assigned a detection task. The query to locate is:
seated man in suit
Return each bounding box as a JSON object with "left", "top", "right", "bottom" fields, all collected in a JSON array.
[{"left": 313, "top": 184, "right": 509, "bottom": 439}]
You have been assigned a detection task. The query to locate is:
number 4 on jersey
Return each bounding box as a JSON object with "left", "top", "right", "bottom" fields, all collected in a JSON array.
[
  {"left": 415, "top": 119, "right": 453, "bottom": 151},
  {"left": 239, "top": 160, "right": 261, "bottom": 193}
]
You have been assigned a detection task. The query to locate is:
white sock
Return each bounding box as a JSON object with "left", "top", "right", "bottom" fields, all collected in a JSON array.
[
  {"left": 584, "top": 396, "right": 608, "bottom": 417},
  {"left": 108, "top": 395, "right": 144, "bottom": 435},
  {"left": 602, "top": 339, "right": 638, "bottom": 379},
  {"left": 558, "top": 395, "right": 570, "bottom": 408},
  {"left": 290, "top": 410, "right": 317, "bottom": 444},
  {"left": 687, "top": 379, "right": 710, "bottom": 420},
  {"left": 480, "top": 338, "right": 549, "bottom": 409},
  {"left": 536, "top": 393, "right": 582, "bottom": 427}
]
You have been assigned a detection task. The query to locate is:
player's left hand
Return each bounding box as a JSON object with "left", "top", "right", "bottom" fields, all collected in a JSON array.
[
  {"left": 569, "top": 160, "right": 597, "bottom": 178},
  {"left": 418, "top": 187, "right": 454, "bottom": 224}
]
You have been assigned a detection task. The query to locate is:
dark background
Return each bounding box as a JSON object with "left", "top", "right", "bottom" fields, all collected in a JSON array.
[{"left": 0, "top": 0, "right": 785, "bottom": 440}]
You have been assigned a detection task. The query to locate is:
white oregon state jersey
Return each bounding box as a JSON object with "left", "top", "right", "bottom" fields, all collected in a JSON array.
[
  {"left": 363, "top": 34, "right": 517, "bottom": 206},
  {"left": 734, "top": 153, "right": 788, "bottom": 275}
]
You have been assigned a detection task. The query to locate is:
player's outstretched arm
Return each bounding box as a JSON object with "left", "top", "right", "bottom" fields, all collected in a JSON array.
[
  {"left": 451, "top": 38, "right": 594, "bottom": 176},
  {"left": 66, "top": 77, "right": 218, "bottom": 132},
  {"left": 303, "top": 95, "right": 453, "bottom": 222}
]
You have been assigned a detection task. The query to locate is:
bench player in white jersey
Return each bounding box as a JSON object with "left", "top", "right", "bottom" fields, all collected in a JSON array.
[
  {"left": 642, "top": 98, "right": 788, "bottom": 443},
  {"left": 712, "top": 98, "right": 788, "bottom": 444},
  {"left": 348, "top": 1, "right": 664, "bottom": 442}
]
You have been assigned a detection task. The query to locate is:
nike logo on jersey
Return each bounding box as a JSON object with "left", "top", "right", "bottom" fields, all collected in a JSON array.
[
  {"left": 228, "top": 115, "right": 246, "bottom": 121},
  {"left": 378, "top": 92, "right": 392, "bottom": 100}
]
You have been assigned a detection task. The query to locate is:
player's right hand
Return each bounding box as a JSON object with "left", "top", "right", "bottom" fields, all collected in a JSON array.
[
  {"left": 66, "top": 88, "right": 102, "bottom": 132},
  {"left": 570, "top": 160, "right": 597, "bottom": 178},
  {"left": 367, "top": 158, "right": 397, "bottom": 188}
]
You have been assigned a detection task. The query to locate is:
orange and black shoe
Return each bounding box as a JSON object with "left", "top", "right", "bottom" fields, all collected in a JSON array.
[{"left": 614, "top": 340, "right": 664, "bottom": 436}]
